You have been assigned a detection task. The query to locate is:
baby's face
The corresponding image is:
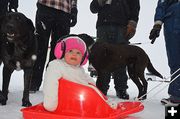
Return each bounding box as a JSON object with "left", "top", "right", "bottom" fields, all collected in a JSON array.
[{"left": 64, "top": 49, "right": 83, "bottom": 66}]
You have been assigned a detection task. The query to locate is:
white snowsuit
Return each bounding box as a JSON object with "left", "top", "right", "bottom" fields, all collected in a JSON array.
[{"left": 43, "top": 59, "right": 100, "bottom": 111}]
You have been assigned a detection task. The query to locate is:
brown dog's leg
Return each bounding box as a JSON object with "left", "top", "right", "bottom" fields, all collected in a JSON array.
[
  {"left": 139, "top": 74, "right": 148, "bottom": 100},
  {"left": 131, "top": 77, "right": 145, "bottom": 99},
  {"left": 128, "top": 66, "right": 145, "bottom": 100}
]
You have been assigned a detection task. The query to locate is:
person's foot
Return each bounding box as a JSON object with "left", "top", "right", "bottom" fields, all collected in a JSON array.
[
  {"left": 100, "top": 90, "right": 107, "bottom": 96},
  {"left": 0, "top": 91, "right": 5, "bottom": 99},
  {"left": 161, "top": 98, "right": 180, "bottom": 106},
  {"left": 0, "top": 90, "right": 6, "bottom": 105},
  {"left": 116, "top": 90, "right": 129, "bottom": 99}
]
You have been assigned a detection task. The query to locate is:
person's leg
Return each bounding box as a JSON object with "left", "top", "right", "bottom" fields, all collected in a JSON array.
[
  {"left": 162, "top": 13, "right": 180, "bottom": 103},
  {"left": 49, "top": 11, "right": 70, "bottom": 62},
  {"left": 30, "top": 4, "right": 53, "bottom": 91},
  {"left": 95, "top": 26, "right": 112, "bottom": 95},
  {"left": 110, "top": 26, "right": 129, "bottom": 99},
  {"left": 96, "top": 71, "right": 111, "bottom": 95},
  {"left": 113, "top": 66, "right": 129, "bottom": 99},
  {"left": 166, "top": 31, "right": 180, "bottom": 99},
  {"left": 0, "top": 0, "right": 8, "bottom": 15}
]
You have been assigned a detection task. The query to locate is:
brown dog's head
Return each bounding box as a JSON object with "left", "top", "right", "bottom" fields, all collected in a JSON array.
[{"left": 89, "top": 42, "right": 114, "bottom": 72}]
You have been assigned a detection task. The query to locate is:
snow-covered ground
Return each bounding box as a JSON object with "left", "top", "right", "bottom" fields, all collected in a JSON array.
[
  {"left": 0, "top": 66, "right": 169, "bottom": 119},
  {"left": 0, "top": 0, "right": 173, "bottom": 119}
]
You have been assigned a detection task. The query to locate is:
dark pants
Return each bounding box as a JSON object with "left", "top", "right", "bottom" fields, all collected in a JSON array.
[
  {"left": 30, "top": 3, "right": 70, "bottom": 90},
  {"left": 96, "top": 25, "right": 129, "bottom": 94},
  {"left": 0, "top": 0, "right": 8, "bottom": 15}
]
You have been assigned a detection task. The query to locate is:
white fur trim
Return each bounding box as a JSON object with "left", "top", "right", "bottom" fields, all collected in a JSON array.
[{"left": 154, "top": 20, "right": 163, "bottom": 25}]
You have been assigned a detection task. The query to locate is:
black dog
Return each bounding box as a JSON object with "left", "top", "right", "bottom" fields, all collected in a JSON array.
[
  {"left": 0, "top": 12, "right": 37, "bottom": 106},
  {"left": 89, "top": 41, "right": 163, "bottom": 100}
]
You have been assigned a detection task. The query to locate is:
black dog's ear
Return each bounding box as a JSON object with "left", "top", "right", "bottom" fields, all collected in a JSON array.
[
  {"left": 56, "top": 34, "right": 78, "bottom": 43},
  {"left": 26, "top": 18, "right": 35, "bottom": 32},
  {"left": 78, "top": 33, "right": 95, "bottom": 47}
]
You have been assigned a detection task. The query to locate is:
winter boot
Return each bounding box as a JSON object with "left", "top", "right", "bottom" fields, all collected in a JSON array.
[
  {"left": 101, "top": 90, "right": 108, "bottom": 96},
  {"left": 161, "top": 98, "right": 180, "bottom": 106},
  {"left": 0, "top": 90, "right": 7, "bottom": 105},
  {"left": 116, "top": 90, "right": 129, "bottom": 100}
]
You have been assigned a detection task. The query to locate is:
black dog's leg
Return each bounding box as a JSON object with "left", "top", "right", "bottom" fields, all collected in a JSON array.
[
  {"left": 22, "top": 69, "right": 32, "bottom": 107},
  {"left": 0, "top": 66, "right": 14, "bottom": 105}
]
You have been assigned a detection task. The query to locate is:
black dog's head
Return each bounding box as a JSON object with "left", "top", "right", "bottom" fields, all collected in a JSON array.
[
  {"left": 0, "top": 12, "right": 37, "bottom": 69},
  {"left": 78, "top": 33, "right": 95, "bottom": 48},
  {"left": 57, "top": 33, "right": 95, "bottom": 49},
  {"left": 0, "top": 12, "right": 35, "bottom": 43}
]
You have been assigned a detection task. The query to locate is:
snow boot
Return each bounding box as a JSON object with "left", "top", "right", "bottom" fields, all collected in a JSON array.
[
  {"left": 116, "top": 90, "right": 129, "bottom": 100},
  {"left": 161, "top": 98, "right": 180, "bottom": 106},
  {"left": 0, "top": 90, "right": 7, "bottom": 105}
]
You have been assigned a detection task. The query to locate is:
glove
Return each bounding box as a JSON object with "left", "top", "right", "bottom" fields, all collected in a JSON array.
[
  {"left": 70, "top": 7, "right": 78, "bottom": 27},
  {"left": 9, "top": 0, "right": 18, "bottom": 12},
  {"left": 125, "top": 21, "right": 137, "bottom": 40},
  {"left": 149, "top": 24, "right": 162, "bottom": 44}
]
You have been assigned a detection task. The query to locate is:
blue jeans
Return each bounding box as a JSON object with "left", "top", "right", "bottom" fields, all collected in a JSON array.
[
  {"left": 96, "top": 25, "right": 129, "bottom": 94},
  {"left": 164, "top": 3, "right": 180, "bottom": 98}
]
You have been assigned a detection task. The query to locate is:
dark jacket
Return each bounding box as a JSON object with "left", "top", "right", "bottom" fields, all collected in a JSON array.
[{"left": 90, "top": 0, "right": 140, "bottom": 27}]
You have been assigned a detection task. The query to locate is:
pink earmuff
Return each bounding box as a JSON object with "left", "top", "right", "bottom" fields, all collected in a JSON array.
[
  {"left": 54, "top": 37, "right": 88, "bottom": 66},
  {"left": 81, "top": 51, "right": 88, "bottom": 65},
  {"left": 54, "top": 41, "right": 64, "bottom": 59}
]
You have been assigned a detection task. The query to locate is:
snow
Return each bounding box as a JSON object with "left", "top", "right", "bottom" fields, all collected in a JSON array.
[
  {"left": 0, "top": 67, "right": 169, "bottom": 119},
  {"left": 0, "top": 0, "right": 172, "bottom": 119}
]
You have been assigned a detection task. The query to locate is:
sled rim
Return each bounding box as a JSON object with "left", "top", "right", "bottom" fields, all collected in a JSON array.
[{"left": 21, "top": 101, "right": 144, "bottom": 119}]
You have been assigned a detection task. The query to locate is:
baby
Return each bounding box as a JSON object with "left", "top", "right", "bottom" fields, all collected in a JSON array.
[{"left": 43, "top": 36, "right": 116, "bottom": 111}]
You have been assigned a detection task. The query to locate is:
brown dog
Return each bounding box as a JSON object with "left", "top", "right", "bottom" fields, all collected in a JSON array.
[{"left": 89, "top": 41, "right": 163, "bottom": 100}]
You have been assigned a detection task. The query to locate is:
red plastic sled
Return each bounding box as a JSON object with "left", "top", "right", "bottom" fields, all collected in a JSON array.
[{"left": 21, "top": 79, "right": 144, "bottom": 119}]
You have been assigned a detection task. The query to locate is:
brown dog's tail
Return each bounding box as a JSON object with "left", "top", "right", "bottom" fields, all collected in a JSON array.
[{"left": 147, "top": 59, "right": 163, "bottom": 79}]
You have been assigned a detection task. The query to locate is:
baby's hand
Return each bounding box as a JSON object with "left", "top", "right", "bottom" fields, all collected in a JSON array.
[{"left": 107, "top": 100, "right": 117, "bottom": 109}]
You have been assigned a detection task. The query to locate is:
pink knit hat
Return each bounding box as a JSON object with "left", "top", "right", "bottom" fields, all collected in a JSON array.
[
  {"left": 65, "top": 37, "right": 86, "bottom": 55},
  {"left": 54, "top": 36, "right": 88, "bottom": 65}
]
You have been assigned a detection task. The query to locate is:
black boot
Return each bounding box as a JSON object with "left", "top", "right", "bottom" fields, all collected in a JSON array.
[
  {"left": 101, "top": 90, "right": 108, "bottom": 96},
  {"left": 116, "top": 90, "right": 129, "bottom": 100},
  {"left": 0, "top": 90, "right": 7, "bottom": 105}
]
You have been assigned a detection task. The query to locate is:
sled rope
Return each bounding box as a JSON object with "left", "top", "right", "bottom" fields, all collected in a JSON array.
[
  {"left": 147, "top": 73, "right": 180, "bottom": 100},
  {"left": 136, "top": 68, "right": 180, "bottom": 101}
]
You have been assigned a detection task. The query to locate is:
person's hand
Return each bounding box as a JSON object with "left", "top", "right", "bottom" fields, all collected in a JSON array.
[
  {"left": 149, "top": 24, "right": 161, "bottom": 44},
  {"left": 126, "top": 21, "right": 136, "bottom": 40},
  {"left": 9, "top": 0, "right": 18, "bottom": 12},
  {"left": 70, "top": 7, "right": 78, "bottom": 27}
]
